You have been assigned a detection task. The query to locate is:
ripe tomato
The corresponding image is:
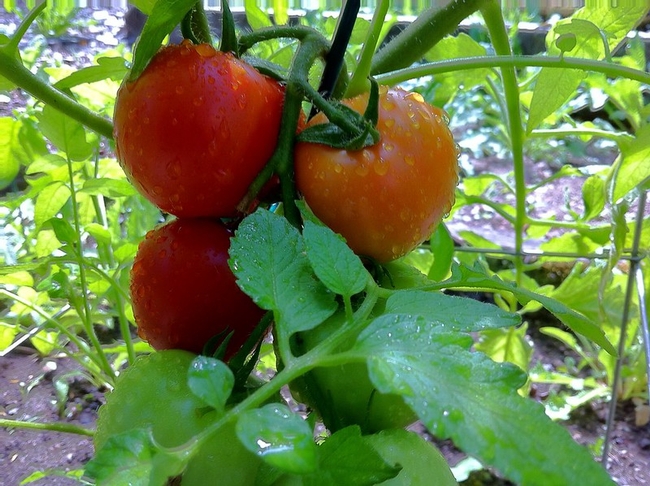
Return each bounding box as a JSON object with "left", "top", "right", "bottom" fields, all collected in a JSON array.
[
  {"left": 130, "top": 218, "right": 265, "bottom": 356},
  {"left": 94, "top": 350, "right": 262, "bottom": 485},
  {"left": 294, "top": 87, "right": 459, "bottom": 262},
  {"left": 292, "top": 312, "right": 417, "bottom": 434},
  {"left": 113, "top": 41, "right": 285, "bottom": 218}
]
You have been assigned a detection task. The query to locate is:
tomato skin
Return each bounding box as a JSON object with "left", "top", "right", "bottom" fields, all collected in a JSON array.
[
  {"left": 130, "top": 218, "right": 265, "bottom": 356},
  {"left": 294, "top": 87, "right": 459, "bottom": 262},
  {"left": 292, "top": 312, "right": 417, "bottom": 434},
  {"left": 113, "top": 42, "right": 284, "bottom": 218}
]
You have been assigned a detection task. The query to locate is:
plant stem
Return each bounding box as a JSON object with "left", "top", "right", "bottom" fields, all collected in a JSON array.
[
  {"left": 0, "top": 51, "right": 113, "bottom": 139},
  {"left": 66, "top": 155, "right": 116, "bottom": 382},
  {"left": 0, "top": 418, "right": 94, "bottom": 437},
  {"left": 530, "top": 128, "right": 633, "bottom": 145},
  {"left": 481, "top": 1, "right": 526, "bottom": 288},
  {"left": 370, "top": 0, "right": 489, "bottom": 75},
  {"left": 375, "top": 55, "right": 650, "bottom": 86}
]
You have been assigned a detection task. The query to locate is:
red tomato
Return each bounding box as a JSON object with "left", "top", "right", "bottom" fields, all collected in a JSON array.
[
  {"left": 113, "top": 41, "right": 285, "bottom": 218},
  {"left": 130, "top": 218, "right": 265, "bottom": 356},
  {"left": 294, "top": 87, "right": 459, "bottom": 262}
]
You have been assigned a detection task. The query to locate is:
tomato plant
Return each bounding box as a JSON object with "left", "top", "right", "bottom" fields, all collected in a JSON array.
[
  {"left": 294, "top": 87, "right": 459, "bottom": 262},
  {"left": 292, "top": 311, "right": 417, "bottom": 434},
  {"left": 130, "top": 217, "right": 266, "bottom": 356},
  {"left": 94, "top": 350, "right": 262, "bottom": 485},
  {"left": 113, "top": 41, "right": 285, "bottom": 218},
  {"left": 94, "top": 350, "right": 211, "bottom": 450}
]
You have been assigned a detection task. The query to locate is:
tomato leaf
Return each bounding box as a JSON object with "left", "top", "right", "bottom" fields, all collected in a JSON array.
[
  {"left": 237, "top": 403, "right": 317, "bottom": 475},
  {"left": 129, "top": 0, "right": 197, "bottom": 81},
  {"left": 353, "top": 315, "right": 615, "bottom": 486},
  {"left": 385, "top": 290, "right": 521, "bottom": 332},
  {"left": 85, "top": 429, "right": 189, "bottom": 486},
  {"left": 230, "top": 209, "right": 337, "bottom": 340},
  {"left": 428, "top": 223, "right": 454, "bottom": 281},
  {"left": 303, "top": 221, "right": 369, "bottom": 298},
  {"left": 188, "top": 356, "right": 234, "bottom": 414},
  {"left": 37, "top": 104, "right": 93, "bottom": 161},
  {"left": 54, "top": 57, "right": 128, "bottom": 90},
  {"left": 445, "top": 262, "right": 616, "bottom": 355},
  {"left": 612, "top": 124, "right": 650, "bottom": 203}
]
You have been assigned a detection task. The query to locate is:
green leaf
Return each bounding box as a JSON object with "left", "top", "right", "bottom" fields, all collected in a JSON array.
[
  {"left": 129, "top": 0, "right": 198, "bottom": 80},
  {"left": 54, "top": 57, "right": 128, "bottom": 90},
  {"left": 354, "top": 316, "right": 614, "bottom": 486},
  {"left": 0, "top": 117, "right": 24, "bottom": 190},
  {"left": 303, "top": 221, "right": 369, "bottom": 298},
  {"left": 447, "top": 263, "right": 616, "bottom": 355},
  {"left": 527, "top": 68, "right": 586, "bottom": 133},
  {"left": 85, "top": 429, "right": 187, "bottom": 486},
  {"left": 129, "top": 0, "right": 157, "bottom": 15},
  {"left": 474, "top": 324, "right": 533, "bottom": 374},
  {"left": 229, "top": 209, "right": 337, "bottom": 341},
  {"left": 612, "top": 124, "right": 650, "bottom": 203},
  {"left": 85, "top": 223, "right": 112, "bottom": 245},
  {"left": 385, "top": 290, "right": 520, "bottom": 332},
  {"left": 309, "top": 426, "right": 399, "bottom": 485},
  {"left": 244, "top": 0, "right": 273, "bottom": 30},
  {"left": 428, "top": 223, "right": 454, "bottom": 281},
  {"left": 34, "top": 182, "right": 70, "bottom": 229},
  {"left": 80, "top": 178, "right": 137, "bottom": 197},
  {"left": 187, "top": 356, "right": 234, "bottom": 414},
  {"left": 237, "top": 403, "right": 317, "bottom": 475},
  {"left": 46, "top": 217, "right": 77, "bottom": 248},
  {"left": 272, "top": 0, "right": 288, "bottom": 25},
  {"left": 540, "top": 232, "right": 602, "bottom": 255},
  {"left": 37, "top": 105, "right": 93, "bottom": 161},
  {"left": 581, "top": 174, "right": 606, "bottom": 221}
]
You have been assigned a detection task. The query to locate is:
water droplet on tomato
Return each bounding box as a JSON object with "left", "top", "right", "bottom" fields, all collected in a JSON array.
[
  {"left": 196, "top": 43, "right": 216, "bottom": 57},
  {"left": 384, "top": 118, "right": 394, "bottom": 128},
  {"left": 405, "top": 91, "right": 425, "bottom": 103},
  {"left": 175, "top": 85, "right": 184, "bottom": 95},
  {"left": 374, "top": 159, "right": 388, "bottom": 176},
  {"left": 384, "top": 100, "right": 395, "bottom": 111},
  {"left": 383, "top": 142, "right": 394, "bottom": 152},
  {"left": 166, "top": 160, "right": 182, "bottom": 179},
  {"left": 193, "top": 96, "right": 204, "bottom": 107},
  {"left": 355, "top": 165, "right": 369, "bottom": 176},
  {"left": 334, "top": 164, "right": 343, "bottom": 174},
  {"left": 405, "top": 155, "right": 415, "bottom": 166}
]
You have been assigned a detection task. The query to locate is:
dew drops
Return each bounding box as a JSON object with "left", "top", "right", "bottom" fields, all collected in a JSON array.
[
  {"left": 384, "top": 100, "right": 395, "bottom": 111},
  {"left": 405, "top": 91, "right": 425, "bottom": 103},
  {"left": 373, "top": 159, "right": 388, "bottom": 176},
  {"left": 334, "top": 164, "right": 343, "bottom": 174},
  {"left": 166, "top": 160, "right": 182, "bottom": 179},
  {"left": 193, "top": 96, "right": 204, "bottom": 107},
  {"left": 384, "top": 118, "right": 395, "bottom": 128},
  {"left": 383, "top": 142, "right": 394, "bottom": 153},
  {"left": 195, "top": 43, "right": 216, "bottom": 57},
  {"left": 355, "top": 165, "right": 369, "bottom": 176},
  {"left": 175, "top": 85, "right": 184, "bottom": 95},
  {"left": 405, "top": 155, "right": 415, "bottom": 166}
]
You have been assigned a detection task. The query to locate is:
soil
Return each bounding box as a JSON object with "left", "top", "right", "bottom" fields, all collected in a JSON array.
[{"left": 0, "top": 6, "right": 649, "bottom": 486}]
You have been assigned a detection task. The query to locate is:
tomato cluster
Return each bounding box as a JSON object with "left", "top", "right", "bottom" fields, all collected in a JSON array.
[{"left": 114, "top": 42, "right": 274, "bottom": 357}]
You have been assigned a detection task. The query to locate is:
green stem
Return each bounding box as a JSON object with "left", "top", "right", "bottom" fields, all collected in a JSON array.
[
  {"left": 66, "top": 156, "right": 116, "bottom": 382},
  {"left": 481, "top": 1, "right": 526, "bottom": 288},
  {"left": 237, "top": 34, "right": 330, "bottom": 226},
  {"left": 346, "top": 0, "right": 390, "bottom": 97},
  {"left": 181, "top": 1, "right": 213, "bottom": 45},
  {"left": 375, "top": 55, "right": 650, "bottom": 86},
  {"left": 194, "top": 283, "right": 380, "bottom": 449},
  {"left": 0, "top": 418, "right": 94, "bottom": 437},
  {"left": 529, "top": 128, "right": 633, "bottom": 145},
  {"left": 370, "top": 0, "right": 489, "bottom": 75},
  {"left": 0, "top": 50, "right": 113, "bottom": 139},
  {"left": 238, "top": 25, "right": 325, "bottom": 54}
]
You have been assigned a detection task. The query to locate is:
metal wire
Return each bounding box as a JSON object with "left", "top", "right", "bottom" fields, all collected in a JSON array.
[{"left": 601, "top": 190, "right": 647, "bottom": 464}]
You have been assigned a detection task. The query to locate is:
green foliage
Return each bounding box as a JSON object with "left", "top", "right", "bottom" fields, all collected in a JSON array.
[{"left": 1, "top": 1, "right": 648, "bottom": 485}]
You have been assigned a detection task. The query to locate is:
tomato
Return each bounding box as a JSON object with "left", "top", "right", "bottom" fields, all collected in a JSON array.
[
  {"left": 364, "top": 429, "right": 457, "bottom": 486},
  {"left": 294, "top": 87, "right": 459, "bottom": 262},
  {"left": 94, "top": 350, "right": 262, "bottom": 485},
  {"left": 292, "top": 312, "right": 417, "bottom": 434},
  {"left": 130, "top": 218, "right": 265, "bottom": 356},
  {"left": 113, "top": 41, "right": 285, "bottom": 218}
]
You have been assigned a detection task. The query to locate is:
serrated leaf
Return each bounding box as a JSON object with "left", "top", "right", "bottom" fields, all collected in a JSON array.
[
  {"left": 37, "top": 105, "right": 93, "bottom": 161},
  {"left": 474, "top": 324, "right": 533, "bottom": 374},
  {"left": 527, "top": 68, "right": 586, "bottom": 133},
  {"left": 446, "top": 263, "right": 616, "bottom": 355},
  {"left": 385, "top": 290, "right": 520, "bottom": 332},
  {"left": 34, "top": 182, "right": 70, "bottom": 228},
  {"left": 353, "top": 316, "right": 614, "bottom": 486},
  {"left": 229, "top": 209, "right": 337, "bottom": 340},
  {"left": 303, "top": 221, "right": 369, "bottom": 298},
  {"left": 188, "top": 356, "right": 233, "bottom": 414},
  {"left": 237, "top": 403, "right": 317, "bottom": 475},
  {"left": 54, "top": 57, "right": 128, "bottom": 90},
  {"left": 129, "top": 0, "right": 197, "bottom": 80},
  {"left": 307, "top": 426, "right": 399, "bottom": 486},
  {"left": 80, "top": 178, "right": 137, "bottom": 197},
  {"left": 612, "top": 124, "right": 650, "bottom": 203}
]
